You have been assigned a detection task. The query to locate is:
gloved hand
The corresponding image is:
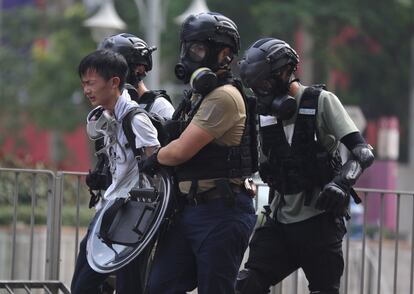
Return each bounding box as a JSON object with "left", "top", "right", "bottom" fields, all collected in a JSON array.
[
  {"left": 141, "top": 151, "right": 161, "bottom": 177},
  {"left": 315, "top": 179, "right": 350, "bottom": 217}
]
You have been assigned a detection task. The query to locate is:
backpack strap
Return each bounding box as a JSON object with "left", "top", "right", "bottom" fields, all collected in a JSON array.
[
  {"left": 139, "top": 90, "right": 172, "bottom": 112},
  {"left": 125, "top": 84, "right": 140, "bottom": 102},
  {"left": 122, "top": 108, "right": 147, "bottom": 160}
]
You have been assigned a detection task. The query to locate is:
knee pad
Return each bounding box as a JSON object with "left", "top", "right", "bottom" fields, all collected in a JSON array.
[{"left": 235, "top": 269, "right": 270, "bottom": 294}]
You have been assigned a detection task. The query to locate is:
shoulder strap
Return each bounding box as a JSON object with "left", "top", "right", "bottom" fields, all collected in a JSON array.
[
  {"left": 233, "top": 78, "right": 259, "bottom": 172},
  {"left": 123, "top": 106, "right": 170, "bottom": 149},
  {"left": 122, "top": 108, "right": 146, "bottom": 159},
  {"left": 139, "top": 90, "right": 172, "bottom": 112},
  {"left": 125, "top": 84, "right": 140, "bottom": 102},
  {"left": 172, "top": 89, "right": 192, "bottom": 120},
  {"left": 292, "top": 86, "right": 323, "bottom": 146},
  {"left": 153, "top": 90, "right": 172, "bottom": 103}
]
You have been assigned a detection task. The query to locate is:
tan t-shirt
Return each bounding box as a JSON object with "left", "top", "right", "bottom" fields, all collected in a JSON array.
[
  {"left": 179, "top": 84, "right": 246, "bottom": 193},
  {"left": 265, "top": 84, "right": 359, "bottom": 223}
]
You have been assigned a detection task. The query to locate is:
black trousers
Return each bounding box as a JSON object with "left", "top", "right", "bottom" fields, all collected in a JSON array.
[{"left": 245, "top": 213, "right": 346, "bottom": 293}]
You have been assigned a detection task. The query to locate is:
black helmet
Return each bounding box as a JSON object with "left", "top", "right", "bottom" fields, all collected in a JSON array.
[
  {"left": 180, "top": 12, "right": 240, "bottom": 54},
  {"left": 98, "top": 33, "right": 156, "bottom": 72},
  {"left": 238, "top": 38, "right": 299, "bottom": 89},
  {"left": 238, "top": 38, "right": 300, "bottom": 119},
  {"left": 175, "top": 12, "right": 239, "bottom": 83}
]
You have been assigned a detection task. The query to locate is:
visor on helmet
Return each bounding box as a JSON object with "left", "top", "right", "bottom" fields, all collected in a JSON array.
[{"left": 180, "top": 41, "right": 209, "bottom": 63}]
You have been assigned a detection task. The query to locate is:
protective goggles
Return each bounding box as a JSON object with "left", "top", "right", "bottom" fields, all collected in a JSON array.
[{"left": 180, "top": 41, "right": 209, "bottom": 63}]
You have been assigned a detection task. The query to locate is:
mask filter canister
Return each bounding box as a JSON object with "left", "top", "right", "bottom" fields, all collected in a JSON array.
[{"left": 190, "top": 67, "right": 217, "bottom": 96}]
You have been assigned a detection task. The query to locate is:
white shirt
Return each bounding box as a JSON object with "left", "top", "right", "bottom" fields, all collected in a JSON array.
[
  {"left": 96, "top": 90, "right": 159, "bottom": 209},
  {"left": 148, "top": 97, "right": 175, "bottom": 119}
]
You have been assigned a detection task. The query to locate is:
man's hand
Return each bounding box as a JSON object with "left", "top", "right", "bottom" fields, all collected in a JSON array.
[
  {"left": 315, "top": 180, "right": 350, "bottom": 217},
  {"left": 141, "top": 151, "right": 161, "bottom": 177}
]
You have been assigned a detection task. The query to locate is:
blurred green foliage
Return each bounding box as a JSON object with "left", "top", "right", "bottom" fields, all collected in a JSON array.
[{"left": 1, "top": 4, "right": 95, "bottom": 134}]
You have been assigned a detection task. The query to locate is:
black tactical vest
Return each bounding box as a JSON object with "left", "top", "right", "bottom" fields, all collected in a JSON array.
[
  {"left": 174, "top": 77, "right": 258, "bottom": 181},
  {"left": 259, "top": 86, "right": 341, "bottom": 204}
]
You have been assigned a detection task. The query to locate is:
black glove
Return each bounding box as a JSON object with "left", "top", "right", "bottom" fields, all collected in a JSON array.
[
  {"left": 315, "top": 179, "right": 350, "bottom": 217},
  {"left": 141, "top": 151, "right": 161, "bottom": 177},
  {"left": 85, "top": 169, "right": 111, "bottom": 190}
]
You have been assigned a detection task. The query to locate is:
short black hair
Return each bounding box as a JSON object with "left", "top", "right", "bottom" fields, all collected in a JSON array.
[{"left": 78, "top": 49, "right": 128, "bottom": 90}]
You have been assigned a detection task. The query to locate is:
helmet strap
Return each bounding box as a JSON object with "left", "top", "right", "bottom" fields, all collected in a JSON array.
[
  {"left": 209, "top": 45, "right": 233, "bottom": 72},
  {"left": 218, "top": 55, "right": 233, "bottom": 69}
]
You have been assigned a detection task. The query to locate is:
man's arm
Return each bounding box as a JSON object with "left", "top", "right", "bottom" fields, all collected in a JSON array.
[
  {"left": 157, "top": 122, "right": 214, "bottom": 166},
  {"left": 144, "top": 146, "right": 159, "bottom": 157},
  {"left": 315, "top": 132, "right": 374, "bottom": 216}
]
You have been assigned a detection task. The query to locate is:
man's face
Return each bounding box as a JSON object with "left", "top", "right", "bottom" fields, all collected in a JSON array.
[
  {"left": 128, "top": 64, "right": 146, "bottom": 86},
  {"left": 134, "top": 64, "right": 146, "bottom": 76},
  {"left": 81, "top": 69, "right": 116, "bottom": 109}
]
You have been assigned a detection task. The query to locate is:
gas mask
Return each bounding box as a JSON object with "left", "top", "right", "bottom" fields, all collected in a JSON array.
[
  {"left": 253, "top": 77, "right": 297, "bottom": 120},
  {"left": 175, "top": 41, "right": 217, "bottom": 84}
]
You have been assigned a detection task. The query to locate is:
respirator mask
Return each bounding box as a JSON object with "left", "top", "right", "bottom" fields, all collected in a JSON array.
[
  {"left": 175, "top": 41, "right": 217, "bottom": 84},
  {"left": 253, "top": 77, "right": 297, "bottom": 120},
  {"left": 126, "top": 46, "right": 154, "bottom": 87}
]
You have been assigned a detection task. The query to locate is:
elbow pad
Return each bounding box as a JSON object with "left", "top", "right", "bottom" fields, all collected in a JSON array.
[
  {"left": 336, "top": 160, "right": 363, "bottom": 188},
  {"left": 334, "top": 143, "right": 374, "bottom": 189},
  {"left": 351, "top": 144, "right": 375, "bottom": 169}
]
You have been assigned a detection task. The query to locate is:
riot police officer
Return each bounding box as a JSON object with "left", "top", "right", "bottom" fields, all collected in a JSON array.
[
  {"left": 142, "top": 12, "right": 257, "bottom": 294},
  {"left": 99, "top": 33, "right": 175, "bottom": 119},
  {"left": 236, "top": 38, "right": 375, "bottom": 294}
]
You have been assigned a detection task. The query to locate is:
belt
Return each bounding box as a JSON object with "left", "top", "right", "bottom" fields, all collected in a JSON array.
[{"left": 182, "top": 184, "right": 243, "bottom": 206}]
